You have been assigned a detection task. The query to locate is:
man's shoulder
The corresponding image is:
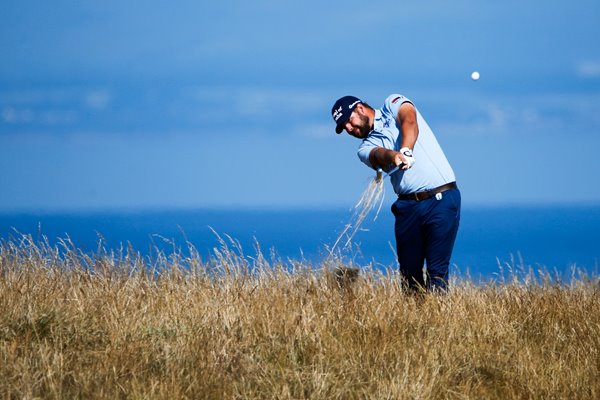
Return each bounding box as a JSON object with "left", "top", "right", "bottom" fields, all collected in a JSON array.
[
  {"left": 386, "top": 94, "right": 409, "bottom": 105},
  {"left": 381, "top": 94, "right": 412, "bottom": 115}
]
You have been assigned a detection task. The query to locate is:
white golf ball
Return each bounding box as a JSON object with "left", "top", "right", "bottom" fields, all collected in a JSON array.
[{"left": 471, "top": 71, "right": 480, "bottom": 81}]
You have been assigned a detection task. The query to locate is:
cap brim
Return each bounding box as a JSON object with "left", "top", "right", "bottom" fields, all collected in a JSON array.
[{"left": 335, "top": 116, "right": 349, "bottom": 134}]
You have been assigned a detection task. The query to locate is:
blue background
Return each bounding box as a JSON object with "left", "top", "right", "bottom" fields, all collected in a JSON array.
[
  {"left": 1, "top": 0, "right": 600, "bottom": 210},
  {"left": 1, "top": 1, "right": 599, "bottom": 279}
]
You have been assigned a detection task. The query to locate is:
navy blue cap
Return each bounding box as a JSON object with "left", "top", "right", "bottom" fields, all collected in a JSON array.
[{"left": 331, "top": 95, "right": 362, "bottom": 134}]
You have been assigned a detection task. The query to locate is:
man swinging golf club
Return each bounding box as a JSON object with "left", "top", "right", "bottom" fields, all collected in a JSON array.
[{"left": 331, "top": 94, "right": 460, "bottom": 292}]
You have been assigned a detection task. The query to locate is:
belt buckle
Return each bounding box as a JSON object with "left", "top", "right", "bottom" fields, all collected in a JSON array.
[{"left": 414, "top": 192, "right": 420, "bottom": 201}]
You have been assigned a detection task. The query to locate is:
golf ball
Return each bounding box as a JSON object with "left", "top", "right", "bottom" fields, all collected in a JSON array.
[{"left": 471, "top": 71, "right": 480, "bottom": 81}]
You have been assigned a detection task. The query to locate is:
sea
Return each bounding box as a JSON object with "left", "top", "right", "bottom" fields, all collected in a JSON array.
[{"left": 1, "top": 205, "right": 599, "bottom": 282}]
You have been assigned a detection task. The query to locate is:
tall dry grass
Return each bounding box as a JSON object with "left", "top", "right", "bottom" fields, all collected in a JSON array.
[{"left": 1, "top": 234, "right": 599, "bottom": 399}]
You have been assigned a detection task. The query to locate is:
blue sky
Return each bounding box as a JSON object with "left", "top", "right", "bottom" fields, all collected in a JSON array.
[{"left": 1, "top": 0, "right": 599, "bottom": 211}]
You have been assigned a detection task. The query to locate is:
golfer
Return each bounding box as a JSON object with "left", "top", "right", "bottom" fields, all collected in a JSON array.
[{"left": 331, "top": 94, "right": 460, "bottom": 292}]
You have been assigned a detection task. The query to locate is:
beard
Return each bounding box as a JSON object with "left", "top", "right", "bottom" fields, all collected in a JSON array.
[{"left": 354, "top": 111, "right": 372, "bottom": 138}]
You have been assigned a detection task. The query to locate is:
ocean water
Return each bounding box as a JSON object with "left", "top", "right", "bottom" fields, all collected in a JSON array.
[{"left": 1, "top": 206, "right": 599, "bottom": 281}]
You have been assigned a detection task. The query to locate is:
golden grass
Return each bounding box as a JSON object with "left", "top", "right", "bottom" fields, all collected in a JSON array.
[{"left": 1, "top": 235, "right": 599, "bottom": 399}]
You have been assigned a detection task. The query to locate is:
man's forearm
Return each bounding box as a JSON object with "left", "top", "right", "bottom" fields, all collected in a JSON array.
[{"left": 368, "top": 147, "right": 401, "bottom": 170}]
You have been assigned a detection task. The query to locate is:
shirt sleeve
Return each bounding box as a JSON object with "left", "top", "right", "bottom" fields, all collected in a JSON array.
[
  {"left": 385, "top": 94, "right": 413, "bottom": 118},
  {"left": 357, "top": 143, "right": 374, "bottom": 168},
  {"left": 357, "top": 131, "right": 393, "bottom": 169}
]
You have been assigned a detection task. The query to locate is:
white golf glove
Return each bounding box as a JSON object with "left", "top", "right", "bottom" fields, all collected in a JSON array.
[{"left": 400, "top": 147, "right": 415, "bottom": 169}]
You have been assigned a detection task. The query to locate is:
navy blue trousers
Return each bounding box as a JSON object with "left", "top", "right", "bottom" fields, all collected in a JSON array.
[{"left": 391, "top": 188, "right": 461, "bottom": 292}]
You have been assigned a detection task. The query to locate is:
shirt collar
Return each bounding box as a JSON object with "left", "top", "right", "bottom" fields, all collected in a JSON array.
[{"left": 373, "top": 109, "right": 383, "bottom": 132}]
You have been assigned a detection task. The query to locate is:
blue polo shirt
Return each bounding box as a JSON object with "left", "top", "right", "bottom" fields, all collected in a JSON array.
[{"left": 357, "top": 94, "right": 456, "bottom": 195}]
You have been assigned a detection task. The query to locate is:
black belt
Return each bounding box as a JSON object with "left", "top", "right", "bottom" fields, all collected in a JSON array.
[{"left": 397, "top": 182, "right": 457, "bottom": 201}]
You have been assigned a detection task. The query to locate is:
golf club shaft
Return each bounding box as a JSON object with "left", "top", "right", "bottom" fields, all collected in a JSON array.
[{"left": 379, "top": 163, "right": 404, "bottom": 179}]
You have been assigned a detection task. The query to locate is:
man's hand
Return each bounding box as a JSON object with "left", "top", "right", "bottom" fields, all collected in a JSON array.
[{"left": 397, "top": 147, "right": 415, "bottom": 170}]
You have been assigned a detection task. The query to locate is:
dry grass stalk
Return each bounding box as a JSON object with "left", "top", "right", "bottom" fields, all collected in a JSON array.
[
  {"left": 1, "top": 235, "right": 599, "bottom": 399},
  {"left": 330, "top": 176, "right": 385, "bottom": 256}
]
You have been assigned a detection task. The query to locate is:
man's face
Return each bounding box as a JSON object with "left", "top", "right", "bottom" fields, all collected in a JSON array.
[{"left": 342, "top": 106, "right": 371, "bottom": 139}]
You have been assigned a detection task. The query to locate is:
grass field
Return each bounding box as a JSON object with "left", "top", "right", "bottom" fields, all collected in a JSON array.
[{"left": 1, "top": 234, "right": 599, "bottom": 399}]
